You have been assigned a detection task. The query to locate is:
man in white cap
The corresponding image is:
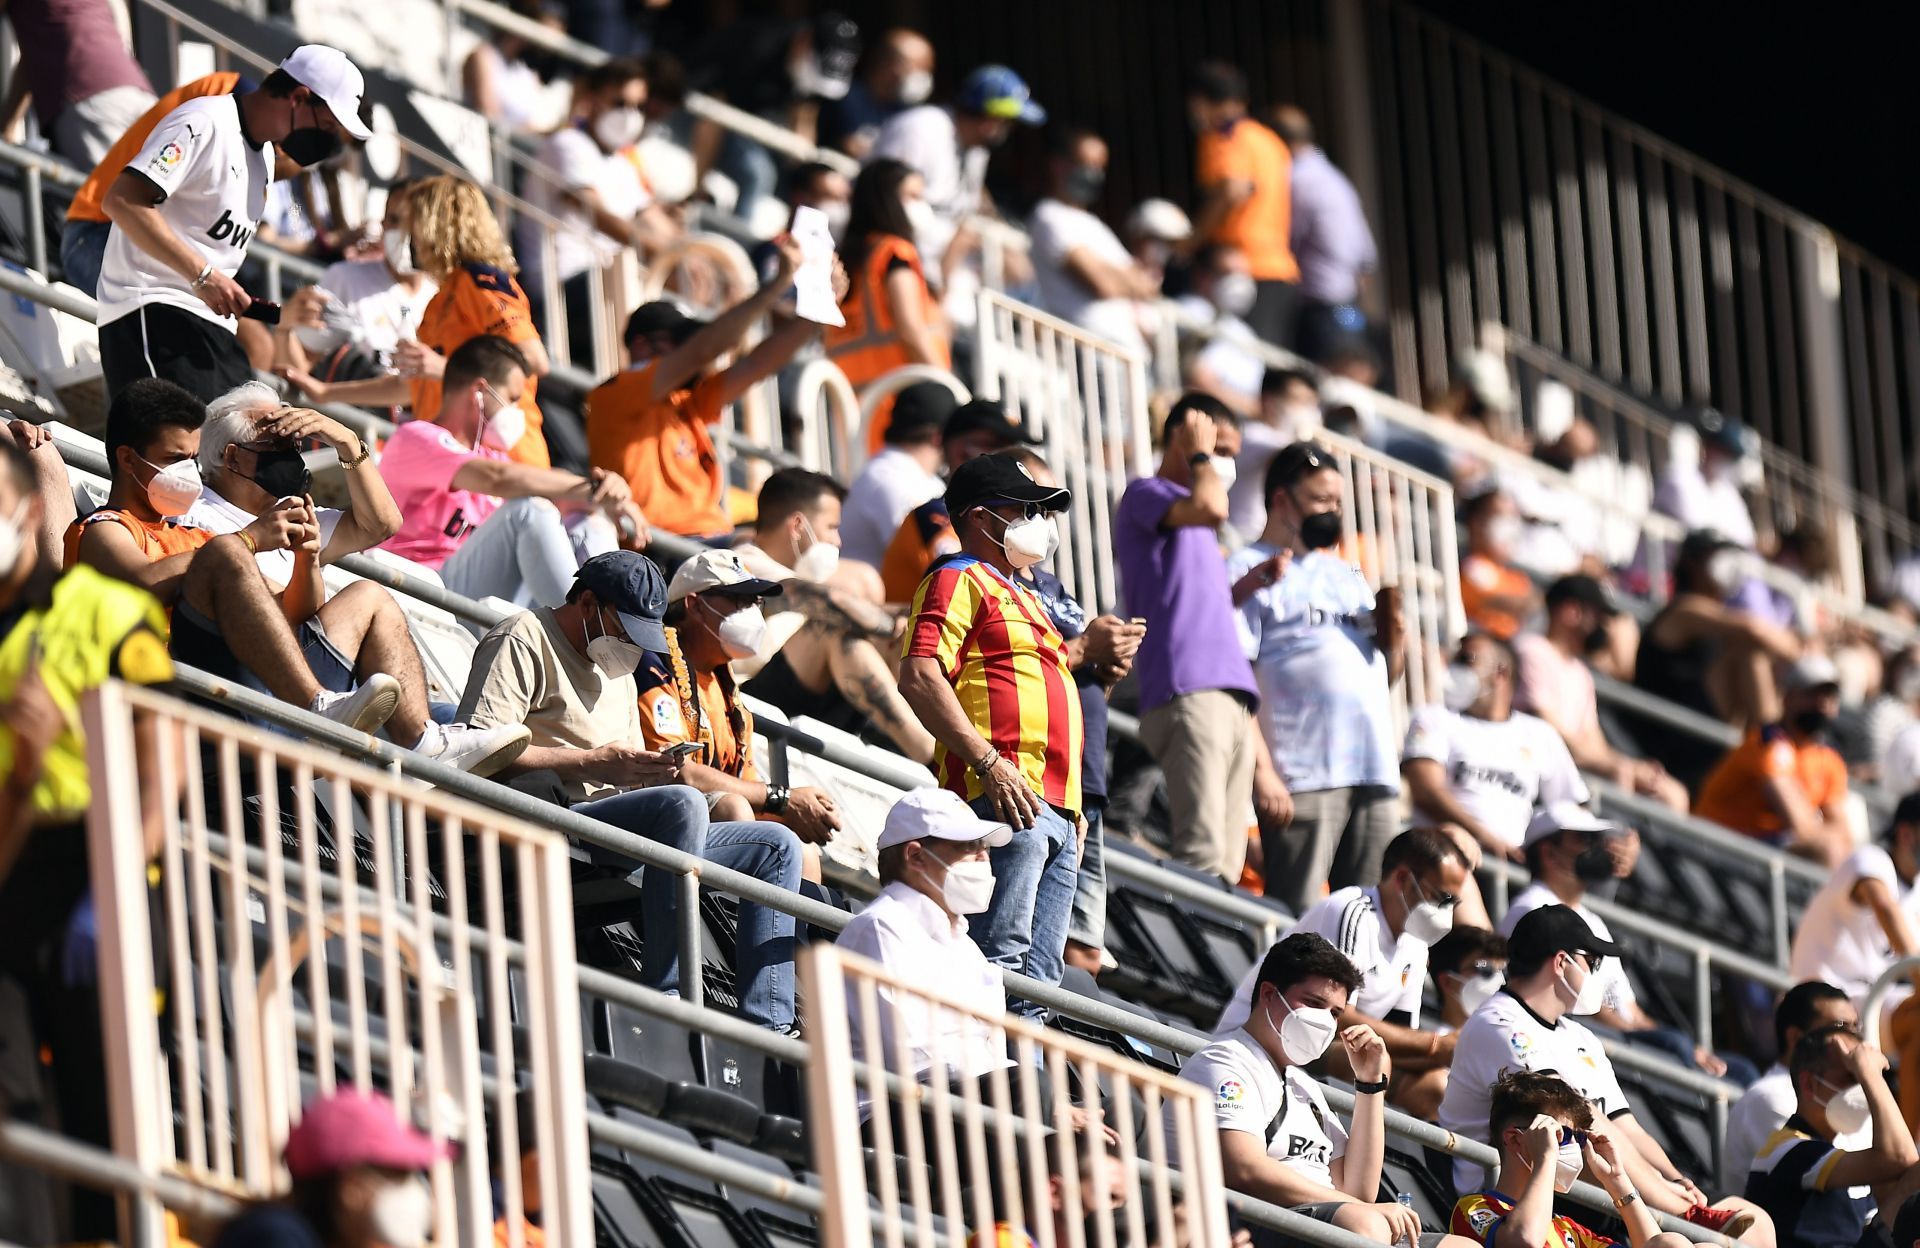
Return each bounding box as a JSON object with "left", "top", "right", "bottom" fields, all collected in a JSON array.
[
  {"left": 836, "top": 787, "right": 1013, "bottom": 1119},
  {"left": 97, "top": 44, "right": 374, "bottom": 402}
]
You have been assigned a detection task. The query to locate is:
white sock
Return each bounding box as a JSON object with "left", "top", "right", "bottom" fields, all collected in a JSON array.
[{"left": 413, "top": 720, "right": 446, "bottom": 756}]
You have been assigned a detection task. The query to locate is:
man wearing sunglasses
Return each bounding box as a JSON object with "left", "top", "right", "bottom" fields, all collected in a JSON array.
[
  {"left": 1216, "top": 829, "right": 1472, "bottom": 1117},
  {"left": 1441, "top": 905, "right": 1775, "bottom": 1244}
]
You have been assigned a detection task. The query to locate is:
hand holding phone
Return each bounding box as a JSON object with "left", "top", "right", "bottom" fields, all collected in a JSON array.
[{"left": 663, "top": 741, "right": 702, "bottom": 763}]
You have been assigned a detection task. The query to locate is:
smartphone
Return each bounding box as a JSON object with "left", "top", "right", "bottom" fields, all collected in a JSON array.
[
  {"left": 1129, "top": 617, "right": 1148, "bottom": 629},
  {"left": 241, "top": 299, "right": 282, "bottom": 326},
  {"left": 663, "top": 741, "right": 702, "bottom": 763}
]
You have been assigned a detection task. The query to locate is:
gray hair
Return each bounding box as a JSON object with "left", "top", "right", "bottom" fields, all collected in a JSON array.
[{"left": 199, "top": 381, "right": 282, "bottom": 473}]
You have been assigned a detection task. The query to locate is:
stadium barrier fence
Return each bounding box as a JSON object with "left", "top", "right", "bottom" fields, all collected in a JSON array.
[{"left": 1860, "top": 955, "right": 1920, "bottom": 1050}]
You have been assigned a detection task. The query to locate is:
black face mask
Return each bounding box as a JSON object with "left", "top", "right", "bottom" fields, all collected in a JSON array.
[
  {"left": 1793, "top": 708, "right": 1834, "bottom": 738},
  {"left": 1062, "top": 165, "right": 1106, "bottom": 206},
  {"left": 241, "top": 446, "right": 312, "bottom": 498},
  {"left": 1573, "top": 844, "right": 1616, "bottom": 884},
  {"left": 1298, "top": 508, "right": 1343, "bottom": 550},
  {"left": 281, "top": 126, "right": 343, "bottom": 168}
]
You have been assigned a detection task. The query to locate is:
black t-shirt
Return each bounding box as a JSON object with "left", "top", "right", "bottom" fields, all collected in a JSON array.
[{"left": 214, "top": 1204, "right": 326, "bottom": 1248}]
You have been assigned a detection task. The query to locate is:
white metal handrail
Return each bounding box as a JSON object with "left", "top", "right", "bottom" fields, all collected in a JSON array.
[{"left": 1859, "top": 954, "right": 1920, "bottom": 1049}]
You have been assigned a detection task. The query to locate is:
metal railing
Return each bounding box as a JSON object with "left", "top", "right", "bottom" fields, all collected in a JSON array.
[
  {"left": 804, "top": 944, "right": 1234, "bottom": 1248},
  {"left": 1860, "top": 955, "right": 1920, "bottom": 1048},
  {"left": 82, "top": 680, "right": 592, "bottom": 1247}
]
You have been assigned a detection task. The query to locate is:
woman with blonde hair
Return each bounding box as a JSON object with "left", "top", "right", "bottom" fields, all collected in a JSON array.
[{"left": 285, "top": 175, "right": 563, "bottom": 467}]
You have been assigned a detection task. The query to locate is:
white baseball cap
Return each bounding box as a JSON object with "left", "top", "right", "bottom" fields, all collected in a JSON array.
[
  {"left": 876, "top": 788, "right": 1013, "bottom": 852},
  {"left": 666, "top": 548, "right": 785, "bottom": 604},
  {"left": 279, "top": 45, "right": 374, "bottom": 141},
  {"left": 1522, "top": 801, "right": 1615, "bottom": 849}
]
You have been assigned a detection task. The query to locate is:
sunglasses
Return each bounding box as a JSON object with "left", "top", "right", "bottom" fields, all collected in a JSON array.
[
  {"left": 1555, "top": 1126, "right": 1590, "bottom": 1148},
  {"left": 1461, "top": 962, "right": 1504, "bottom": 979},
  {"left": 1409, "top": 874, "right": 1459, "bottom": 910}
]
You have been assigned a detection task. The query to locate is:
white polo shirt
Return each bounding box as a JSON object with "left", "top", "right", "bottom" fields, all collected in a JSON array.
[
  {"left": 836, "top": 881, "right": 1008, "bottom": 1118},
  {"left": 1788, "top": 845, "right": 1920, "bottom": 1003},
  {"left": 1498, "top": 883, "right": 1637, "bottom": 1015},
  {"left": 1402, "top": 706, "right": 1589, "bottom": 851},
  {"left": 1174, "top": 1027, "right": 1347, "bottom": 1188},
  {"left": 841, "top": 447, "right": 943, "bottom": 569},
  {"left": 1438, "top": 988, "right": 1627, "bottom": 1193},
  {"left": 1215, "top": 887, "right": 1425, "bottom": 1035},
  {"left": 97, "top": 92, "right": 273, "bottom": 329}
]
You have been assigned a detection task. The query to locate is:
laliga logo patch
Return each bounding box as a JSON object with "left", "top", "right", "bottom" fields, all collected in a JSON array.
[
  {"left": 652, "top": 697, "right": 684, "bottom": 736},
  {"left": 1468, "top": 1206, "right": 1497, "bottom": 1235},
  {"left": 1508, "top": 1030, "right": 1535, "bottom": 1060},
  {"left": 1216, "top": 1079, "right": 1244, "bottom": 1104},
  {"left": 153, "top": 141, "right": 186, "bottom": 171}
]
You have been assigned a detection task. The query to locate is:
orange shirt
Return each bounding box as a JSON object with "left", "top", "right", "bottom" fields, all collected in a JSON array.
[
  {"left": 824, "top": 234, "right": 949, "bottom": 450},
  {"left": 412, "top": 262, "right": 549, "bottom": 466},
  {"left": 1195, "top": 117, "right": 1298, "bottom": 282},
  {"left": 586, "top": 363, "right": 730, "bottom": 538},
  {"left": 880, "top": 498, "right": 959, "bottom": 603},
  {"left": 68, "top": 73, "right": 242, "bottom": 224},
  {"left": 634, "top": 635, "right": 759, "bottom": 780},
  {"left": 1460, "top": 552, "right": 1534, "bottom": 640},
  {"left": 64, "top": 508, "right": 210, "bottom": 569},
  {"left": 1695, "top": 724, "right": 1850, "bottom": 840}
]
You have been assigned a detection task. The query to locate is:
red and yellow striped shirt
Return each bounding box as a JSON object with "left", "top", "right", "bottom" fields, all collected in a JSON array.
[{"left": 905, "top": 555, "right": 1084, "bottom": 814}]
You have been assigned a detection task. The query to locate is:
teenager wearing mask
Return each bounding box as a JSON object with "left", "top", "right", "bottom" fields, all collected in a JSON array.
[
  {"left": 825, "top": 157, "right": 950, "bottom": 451},
  {"left": 1427, "top": 926, "right": 1508, "bottom": 1035},
  {"left": 97, "top": 45, "right": 372, "bottom": 402},
  {"left": 214, "top": 1089, "right": 447, "bottom": 1248},
  {"left": 274, "top": 181, "right": 436, "bottom": 386},
  {"left": 1177, "top": 933, "right": 1474, "bottom": 1248},
  {"left": 1440, "top": 906, "right": 1772, "bottom": 1240},
  {"left": 1218, "top": 830, "right": 1472, "bottom": 1118},
  {"left": 1696, "top": 655, "right": 1852, "bottom": 864},
  {"left": 1028, "top": 125, "right": 1159, "bottom": 352},
  {"left": 1231, "top": 441, "right": 1405, "bottom": 911},
  {"left": 289, "top": 176, "right": 561, "bottom": 468}
]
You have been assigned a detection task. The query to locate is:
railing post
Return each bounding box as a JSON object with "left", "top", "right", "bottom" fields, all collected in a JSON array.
[
  {"left": 1693, "top": 949, "right": 1714, "bottom": 1054},
  {"left": 1794, "top": 225, "right": 1858, "bottom": 589},
  {"left": 678, "top": 869, "right": 704, "bottom": 1011},
  {"left": 1770, "top": 858, "right": 1790, "bottom": 969},
  {"left": 24, "top": 164, "right": 46, "bottom": 275}
]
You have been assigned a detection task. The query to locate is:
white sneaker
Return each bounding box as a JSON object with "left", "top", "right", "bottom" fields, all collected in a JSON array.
[
  {"left": 419, "top": 722, "right": 531, "bottom": 778},
  {"left": 310, "top": 674, "right": 402, "bottom": 733}
]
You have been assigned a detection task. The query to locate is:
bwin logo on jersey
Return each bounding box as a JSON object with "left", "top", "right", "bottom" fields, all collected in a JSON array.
[{"left": 208, "top": 209, "right": 255, "bottom": 249}]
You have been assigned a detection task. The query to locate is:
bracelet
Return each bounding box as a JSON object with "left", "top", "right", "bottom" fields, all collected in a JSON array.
[
  {"left": 1611, "top": 1190, "right": 1640, "bottom": 1210},
  {"left": 339, "top": 439, "right": 371, "bottom": 469},
  {"left": 970, "top": 747, "right": 1000, "bottom": 780},
  {"left": 190, "top": 262, "right": 214, "bottom": 290},
  {"left": 1352, "top": 1078, "right": 1388, "bottom": 1095},
  {"left": 237, "top": 530, "right": 258, "bottom": 555},
  {"left": 764, "top": 784, "right": 791, "bottom": 815}
]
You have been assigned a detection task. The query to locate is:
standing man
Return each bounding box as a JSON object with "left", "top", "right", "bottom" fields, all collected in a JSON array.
[
  {"left": 96, "top": 45, "right": 373, "bottom": 400},
  {"left": 1116, "top": 392, "right": 1259, "bottom": 881},
  {"left": 1185, "top": 62, "right": 1298, "bottom": 350},
  {"left": 1231, "top": 441, "right": 1403, "bottom": 910},
  {"left": 898, "top": 453, "right": 1082, "bottom": 1014},
  {"left": 1269, "top": 106, "right": 1375, "bottom": 362}
]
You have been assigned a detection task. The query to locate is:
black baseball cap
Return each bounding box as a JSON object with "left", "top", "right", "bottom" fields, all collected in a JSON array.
[
  {"left": 624, "top": 301, "right": 704, "bottom": 346},
  {"left": 1544, "top": 574, "right": 1618, "bottom": 617},
  {"left": 1508, "top": 904, "right": 1624, "bottom": 968},
  {"left": 1678, "top": 528, "right": 1739, "bottom": 566},
  {"left": 1268, "top": 440, "right": 1336, "bottom": 489},
  {"left": 944, "top": 454, "right": 1070, "bottom": 517},
  {"left": 572, "top": 552, "right": 670, "bottom": 652},
  {"left": 943, "top": 399, "right": 1041, "bottom": 448},
  {"left": 1883, "top": 792, "right": 1920, "bottom": 844},
  {"left": 886, "top": 382, "right": 961, "bottom": 443}
]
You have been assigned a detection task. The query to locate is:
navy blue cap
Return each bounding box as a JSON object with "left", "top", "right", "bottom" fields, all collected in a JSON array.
[
  {"left": 572, "top": 552, "right": 669, "bottom": 652},
  {"left": 956, "top": 65, "right": 1045, "bottom": 125}
]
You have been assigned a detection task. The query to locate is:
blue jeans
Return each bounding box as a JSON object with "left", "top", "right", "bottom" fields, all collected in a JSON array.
[
  {"left": 59, "top": 219, "right": 110, "bottom": 295},
  {"left": 969, "top": 796, "right": 1078, "bottom": 1017},
  {"left": 1067, "top": 805, "right": 1106, "bottom": 950},
  {"left": 571, "top": 785, "right": 801, "bottom": 1029}
]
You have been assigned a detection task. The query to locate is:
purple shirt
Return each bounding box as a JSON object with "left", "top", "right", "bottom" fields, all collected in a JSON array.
[
  {"left": 1116, "top": 475, "right": 1259, "bottom": 714},
  {"left": 1288, "top": 145, "right": 1377, "bottom": 305}
]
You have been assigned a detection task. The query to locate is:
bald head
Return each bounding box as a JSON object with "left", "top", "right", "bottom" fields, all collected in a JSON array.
[
  {"left": 1272, "top": 104, "right": 1314, "bottom": 149},
  {"left": 872, "top": 27, "right": 934, "bottom": 100}
]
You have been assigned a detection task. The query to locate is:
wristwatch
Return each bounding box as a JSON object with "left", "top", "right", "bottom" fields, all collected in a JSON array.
[
  {"left": 339, "top": 439, "right": 372, "bottom": 469},
  {"left": 1611, "top": 1190, "right": 1640, "bottom": 1211},
  {"left": 1188, "top": 451, "right": 1212, "bottom": 469},
  {"left": 1352, "top": 1078, "right": 1388, "bottom": 1095},
  {"left": 763, "top": 784, "right": 791, "bottom": 815}
]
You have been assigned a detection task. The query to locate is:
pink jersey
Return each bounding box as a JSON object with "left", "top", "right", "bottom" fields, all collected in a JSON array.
[{"left": 376, "top": 420, "right": 504, "bottom": 569}]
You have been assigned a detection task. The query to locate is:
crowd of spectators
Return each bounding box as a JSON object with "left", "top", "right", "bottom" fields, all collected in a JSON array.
[{"left": 16, "top": 9, "right": 1920, "bottom": 1248}]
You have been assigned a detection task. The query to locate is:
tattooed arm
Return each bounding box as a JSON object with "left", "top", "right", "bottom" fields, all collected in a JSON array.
[{"left": 778, "top": 578, "right": 900, "bottom": 640}]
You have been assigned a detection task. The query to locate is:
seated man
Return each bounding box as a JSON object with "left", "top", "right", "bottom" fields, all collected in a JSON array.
[
  {"left": 273, "top": 180, "right": 436, "bottom": 384},
  {"left": 457, "top": 551, "right": 805, "bottom": 1032},
  {"left": 1175, "top": 932, "right": 1478, "bottom": 1248},
  {"left": 841, "top": 381, "right": 957, "bottom": 569},
  {"left": 634, "top": 548, "right": 843, "bottom": 850},
  {"left": 1458, "top": 488, "right": 1539, "bottom": 642},
  {"left": 1427, "top": 926, "right": 1507, "bottom": 1036},
  {"left": 1440, "top": 905, "right": 1773, "bottom": 1242},
  {"left": 1217, "top": 829, "right": 1472, "bottom": 1118},
  {"left": 377, "top": 335, "right": 642, "bottom": 609},
  {"left": 879, "top": 399, "right": 1040, "bottom": 603},
  {"left": 1452, "top": 1070, "right": 1693, "bottom": 1248},
  {"left": 1501, "top": 804, "right": 1744, "bottom": 1082},
  {"left": 1746, "top": 1026, "right": 1920, "bottom": 1248},
  {"left": 732, "top": 468, "right": 935, "bottom": 763},
  {"left": 70, "top": 379, "right": 526, "bottom": 770},
  {"left": 1696, "top": 655, "right": 1852, "bottom": 865},
  {"left": 585, "top": 238, "right": 843, "bottom": 543},
  {"left": 1722, "top": 983, "right": 1860, "bottom": 1195}
]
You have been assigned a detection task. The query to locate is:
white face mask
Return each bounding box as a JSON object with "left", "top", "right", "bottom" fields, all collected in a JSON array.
[
  {"left": 1453, "top": 969, "right": 1504, "bottom": 1015},
  {"left": 793, "top": 516, "right": 840, "bottom": 583},
  {"left": 701, "top": 597, "right": 766, "bottom": 660},
  {"left": 903, "top": 198, "right": 938, "bottom": 242},
  {"left": 366, "top": 1175, "right": 433, "bottom": 1248},
  {"left": 1443, "top": 662, "right": 1482, "bottom": 713},
  {"left": 593, "top": 105, "right": 645, "bottom": 150},
  {"left": 136, "top": 453, "right": 202, "bottom": 517},
  {"left": 821, "top": 199, "right": 852, "bottom": 243},
  {"left": 1816, "top": 1077, "right": 1872, "bottom": 1136},
  {"left": 1398, "top": 875, "right": 1454, "bottom": 946},
  {"left": 1486, "top": 514, "right": 1523, "bottom": 551},
  {"left": 478, "top": 383, "right": 525, "bottom": 451},
  {"left": 1212, "top": 272, "right": 1257, "bottom": 318},
  {"left": 921, "top": 849, "right": 996, "bottom": 914},
  {"left": 1557, "top": 954, "right": 1608, "bottom": 1016},
  {"left": 586, "top": 609, "right": 644, "bottom": 680},
  {"left": 382, "top": 228, "right": 415, "bottom": 274},
  {"left": 0, "top": 501, "right": 28, "bottom": 581},
  {"left": 1706, "top": 549, "right": 1744, "bottom": 591},
  {"left": 1551, "top": 1140, "right": 1585, "bottom": 1193},
  {"left": 1209, "top": 455, "right": 1239, "bottom": 491},
  {"left": 897, "top": 68, "right": 934, "bottom": 105},
  {"left": 1264, "top": 990, "right": 1338, "bottom": 1066},
  {"left": 982, "top": 510, "right": 1056, "bottom": 571}
]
